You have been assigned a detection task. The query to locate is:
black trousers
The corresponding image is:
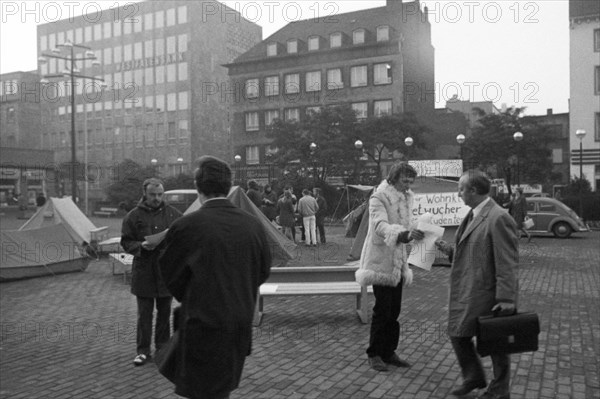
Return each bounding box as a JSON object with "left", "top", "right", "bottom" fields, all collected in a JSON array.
[
  {"left": 316, "top": 221, "right": 326, "bottom": 243},
  {"left": 366, "top": 282, "right": 403, "bottom": 359},
  {"left": 450, "top": 336, "right": 511, "bottom": 396},
  {"left": 136, "top": 296, "right": 172, "bottom": 355}
]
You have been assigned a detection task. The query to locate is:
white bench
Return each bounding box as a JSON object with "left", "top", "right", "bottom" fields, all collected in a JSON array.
[
  {"left": 93, "top": 207, "right": 118, "bottom": 217},
  {"left": 253, "top": 266, "right": 372, "bottom": 326}
]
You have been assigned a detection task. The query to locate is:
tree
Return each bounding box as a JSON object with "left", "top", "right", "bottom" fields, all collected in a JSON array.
[
  {"left": 463, "top": 107, "right": 554, "bottom": 194},
  {"left": 104, "top": 159, "right": 155, "bottom": 207}
]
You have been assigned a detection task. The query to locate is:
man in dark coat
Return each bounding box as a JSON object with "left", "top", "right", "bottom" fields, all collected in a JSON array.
[
  {"left": 159, "top": 156, "right": 272, "bottom": 399},
  {"left": 436, "top": 170, "right": 518, "bottom": 399},
  {"left": 313, "top": 187, "right": 328, "bottom": 244},
  {"left": 121, "top": 178, "right": 182, "bottom": 366},
  {"left": 246, "top": 180, "right": 263, "bottom": 209}
]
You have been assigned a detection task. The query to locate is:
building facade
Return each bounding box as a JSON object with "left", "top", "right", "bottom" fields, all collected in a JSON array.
[
  {"left": 569, "top": 0, "right": 600, "bottom": 190},
  {"left": 226, "top": 0, "right": 434, "bottom": 178},
  {"left": 36, "top": 0, "right": 261, "bottom": 199}
]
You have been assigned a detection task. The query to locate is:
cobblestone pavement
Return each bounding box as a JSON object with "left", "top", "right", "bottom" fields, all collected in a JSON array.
[{"left": 1, "top": 233, "right": 599, "bottom": 399}]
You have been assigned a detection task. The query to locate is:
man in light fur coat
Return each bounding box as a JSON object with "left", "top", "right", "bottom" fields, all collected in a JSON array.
[{"left": 355, "top": 163, "right": 424, "bottom": 372}]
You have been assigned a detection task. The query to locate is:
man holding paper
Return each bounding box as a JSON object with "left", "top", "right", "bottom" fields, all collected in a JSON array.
[{"left": 121, "top": 178, "right": 182, "bottom": 366}]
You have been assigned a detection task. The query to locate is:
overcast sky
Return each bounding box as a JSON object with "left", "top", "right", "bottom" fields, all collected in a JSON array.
[{"left": 0, "top": 0, "right": 570, "bottom": 115}]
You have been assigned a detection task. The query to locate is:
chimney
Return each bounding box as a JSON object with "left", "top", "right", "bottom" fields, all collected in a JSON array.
[{"left": 547, "top": 108, "right": 553, "bottom": 115}]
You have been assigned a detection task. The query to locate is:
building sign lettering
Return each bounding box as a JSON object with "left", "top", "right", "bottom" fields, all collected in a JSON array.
[{"left": 116, "top": 52, "right": 186, "bottom": 72}]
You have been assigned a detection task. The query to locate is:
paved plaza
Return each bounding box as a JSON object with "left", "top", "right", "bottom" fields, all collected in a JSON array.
[{"left": 1, "top": 232, "right": 599, "bottom": 399}]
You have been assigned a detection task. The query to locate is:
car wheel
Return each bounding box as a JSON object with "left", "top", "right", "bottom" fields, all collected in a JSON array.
[{"left": 552, "top": 222, "right": 572, "bottom": 238}]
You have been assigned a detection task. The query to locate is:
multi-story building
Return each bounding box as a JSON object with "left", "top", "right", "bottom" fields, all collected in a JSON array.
[
  {"left": 226, "top": 0, "right": 434, "bottom": 177},
  {"left": 36, "top": 0, "right": 261, "bottom": 199},
  {"left": 569, "top": 0, "right": 600, "bottom": 190}
]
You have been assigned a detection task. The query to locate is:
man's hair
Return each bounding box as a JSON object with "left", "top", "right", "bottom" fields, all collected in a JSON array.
[
  {"left": 386, "top": 162, "right": 417, "bottom": 185},
  {"left": 516, "top": 187, "right": 524, "bottom": 194},
  {"left": 142, "top": 178, "right": 164, "bottom": 192},
  {"left": 302, "top": 188, "right": 310, "bottom": 195},
  {"left": 194, "top": 156, "right": 232, "bottom": 197},
  {"left": 248, "top": 180, "right": 259, "bottom": 190},
  {"left": 313, "top": 187, "right": 321, "bottom": 195},
  {"left": 462, "top": 169, "right": 491, "bottom": 195}
]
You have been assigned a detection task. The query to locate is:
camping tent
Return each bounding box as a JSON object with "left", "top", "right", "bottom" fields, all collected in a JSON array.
[
  {"left": 1, "top": 223, "right": 90, "bottom": 281},
  {"left": 185, "top": 186, "right": 296, "bottom": 267},
  {"left": 19, "top": 197, "right": 106, "bottom": 245}
]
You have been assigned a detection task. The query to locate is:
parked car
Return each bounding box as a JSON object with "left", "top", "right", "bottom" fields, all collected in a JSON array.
[
  {"left": 163, "top": 189, "right": 198, "bottom": 213},
  {"left": 525, "top": 197, "right": 589, "bottom": 238}
]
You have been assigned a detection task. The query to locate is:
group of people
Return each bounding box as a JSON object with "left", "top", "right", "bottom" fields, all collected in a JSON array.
[
  {"left": 246, "top": 180, "right": 328, "bottom": 246},
  {"left": 121, "top": 158, "right": 519, "bottom": 399}
]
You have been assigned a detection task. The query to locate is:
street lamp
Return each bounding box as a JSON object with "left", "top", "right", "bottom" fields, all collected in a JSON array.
[
  {"left": 38, "top": 41, "right": 105, "bottom": 206},
  {"left": 234, "top": 154, "right": 242, "bottom": 185},
  {"left": 575, "top": 129, "right": 586, "bottom": 218},
  {"left": 177, "top": 157, "right": 184, "bottom": 175},
  {"left": 354, "top": 140, "right": 363, "bottom": 183},
  {"left": 404, "top": 137, "right": 413, "bottom": 161},
  {"left": 456, "top": 134, "right": 466, "bottom": 168},
  {"left": 151, "top": 158, "right": 158, "bottom": 176},
  {"left": 513, "top": 131, "right": 524, "bottom": 187},
  {"left": 309, "top": 142, "right": 317, "bottom": 185}
]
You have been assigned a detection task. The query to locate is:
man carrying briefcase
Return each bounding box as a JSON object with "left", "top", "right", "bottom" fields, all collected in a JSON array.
[{"left": 436, "top": 170, "right": 519, "bottom": 399}]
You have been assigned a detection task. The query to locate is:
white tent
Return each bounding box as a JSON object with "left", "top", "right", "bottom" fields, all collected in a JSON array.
[{"left": 19, "top": 197, "right": 107, "bottom": 245}]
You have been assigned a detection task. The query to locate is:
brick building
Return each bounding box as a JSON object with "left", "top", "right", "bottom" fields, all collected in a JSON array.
[
  {"left": 36, "top": 0, "right": 261, "bottom": 200},
  {"left": 226, "top": 0, "right": 434, "bottom": 178}
]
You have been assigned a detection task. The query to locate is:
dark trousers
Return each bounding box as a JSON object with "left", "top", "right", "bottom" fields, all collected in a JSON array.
[
  {"left": 136, "top": 296, "right": 172, "bottom": 355},
  {"left": 366, "top": 282, "right": 403, "bottom": 359},
  {"left": 450, "top": 336, "right": 511, "bottom": 396},
  {"left": 316, "top": 221, "right": 326, "bottom": 243}
]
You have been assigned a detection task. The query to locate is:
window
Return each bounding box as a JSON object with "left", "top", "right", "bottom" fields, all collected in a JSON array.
[
  {"left": 265, "top": 109, "right": 279, "bottom": 125},
  {"left": 306, "top": 106, "right": 320, "bottom": 115},
  {"left": 245, "top": 78, "right": 259, "bottom": 98},
  {"left": 330, "top": 32, "right": 342, "bottom": 48},
  {"left": 306, "top": 71, "right": 321, "bottom": 92},
  {"left": 156, "top": 65, "right": 165, "bottom": 84},
  {"left": 156, "top": 94, "right": 165, "bottom": 112},
  {"left": 178, "top": 6, "right": 187, "bottom": 24},
  {"left": 145, "top": 40, "right": 153, "bottom": 57},
  {"left": 178, "top": 34, "right": 188, "bottom": 52},
  {"left": 245, "top": 112, "right": 259, "bottom": 131},
  {"left": 596, "top": 112, "right": 600, "bottom": 141},
  {"left": 596, "top": 66, "right": 600, "bottom": 95},
  {"left": 178, "top": 91, "right": 188, "bottom": 110},
  {"left": 167, "top": 64, "right": 176, "bottom": 82},
  {"left": 267, "top": 43, "right": 277, "bottom": 56},
  {"left": 167, "top": 93, "right": 177, "bottom": 111},
  {"left": 166, "top": 9, "right": 176, "bottom": 26},
  {"left": 179, "top": 120, "right": 189, "bottom": 144},
  {"left": 285, "top": 108, "right": 299, "bottom": 122},
  {"left": 103, "top": 48, "right": 112, "bottom": 64},
  {"left": 552, "top": 148, "right": 563, "bottom": 164},
  {"left": 144, "top": 13, "right": 153, "bottom": 30},
  {"left": 539, "top": 203, "right": 556, "bottom": 213},
  {"left": 145, "top": 124, "right": 154, "bottom": 142},
  {"left": 285, "top": 73, "right": 300, "bottom": 94},
  {"left": 145, "top": 95, "right": 154, "bottom": 112},
  {"left": 374, "top": 63, "right": 392, "bottom": 85},
  {"left": 287, "top": 39, "right": 298, "bottom": 54},
  {"left": 167, "top": 36, "right": 176, "bottom": 54},
  {"left": 178, "top": 63, "right": 188, "bottom": 81},
  {"left": 156, "top": 10, "right": 164, "bottom": 29},
  {"left": 352, "top": 102, "right": 368, "bottom": 119},
  {"left": 308, "top": 36, "right": 319, "bottom": 51},
  {"left": 103, "top": 22, "right": 111, "bottom": 39},
  {"left": 265, "top": 76, "right": 279, "bottom": 97},
  {"left": 374, "top": 100, "right": 392, "bottom": 116},
  {"left": 377, "top": 26, "right": 389, "bottom": 42},
  {"left": 350, "top": 65, "right": 368, "bottom": 87},
  {"left": 595, "top": 29, "right": 600, "bottom": 52},
  {"left": 246, "top": 146, "right": 260, "bottom": 165},
  {"left": 327, "top": 69, "right": 343, "bottom": 90}
]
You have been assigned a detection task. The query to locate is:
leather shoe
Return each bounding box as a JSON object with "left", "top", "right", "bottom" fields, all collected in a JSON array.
[
  {"left": 382, "top": 353, "right": 410, "bottom": 367},
  {"left": 368, "top": 356, "right": 389, "bottom": 372},
  {"left": 450, "top": 380, "right": 487, "bottom": 396},
  {"left": 478, "top": 392, "right": 510, "bottom": 399}
]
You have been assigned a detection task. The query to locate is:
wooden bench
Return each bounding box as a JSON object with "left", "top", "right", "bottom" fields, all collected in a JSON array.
[{"left": 253, "top": 266, "right": 372, "bottom": 326}]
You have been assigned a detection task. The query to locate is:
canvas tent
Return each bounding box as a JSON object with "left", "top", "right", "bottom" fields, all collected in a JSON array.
[
  {"left": 184, "top": 186, "right": 296, "bottom": 267},
  {"left": 19, "top": 197, "right": 107, "bottom": 245},
  {"left": 1, "top": 223, "right": 90, "bottom": 281}
]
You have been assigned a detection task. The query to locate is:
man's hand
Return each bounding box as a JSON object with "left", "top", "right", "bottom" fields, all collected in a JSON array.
[
  {"left": 491, "top": 302, "right": 516, "bottom": 316},
  {"left": 141, "top": 240, "right": 157, "bottom": 251},
  {"left": 408, "top": 229, "right": 425, "bottom": 241},
  {"left": 435, "top": 239, "right": 452, "bottom": 257}
]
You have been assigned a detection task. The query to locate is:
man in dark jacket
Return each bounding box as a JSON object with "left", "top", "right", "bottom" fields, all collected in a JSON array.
[
  {"left": 159, "top": 156, "right": 271, "bottom": 399},
  {"left": 313, "top": 187, "right": 328, "bottom": 244},
  {"left": 121, "top": 178, "right": 182, "bottom": 367}
]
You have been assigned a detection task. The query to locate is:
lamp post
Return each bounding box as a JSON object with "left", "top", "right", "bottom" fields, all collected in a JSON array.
[
  {"left": 456, "top": 134, "right": 466, "bottom": 170},
  {"left": 151, "top": 158, "right": 158, "bottom": 176},
  {"left": 575, "top": 129, "right": 586, "bottom": 218},
  {"left": 513, "top": 131, "right": 523, "bottom": 187},
  {"left": 234, "top": 154, "right": 242, "bottom": 185},
  {"left": 404, "top": 137, "right": 414, "bottom": 161},
  {"left": 354, "top": 140, "right": 363, "bottom": 184},
  {"left": 177, "top": 157, "right": 184, "bottom": 175},
  {"left": 39, "top": 41, "right": 105, "bottom": 205},
  {"left": 309, "top": 142, "right": 317, "bottom": 185}
]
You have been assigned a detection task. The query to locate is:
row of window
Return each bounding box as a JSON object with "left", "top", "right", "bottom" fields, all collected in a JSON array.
[
  {"left": 42, "top": 120, "right": 189, "bottom": 149},
  {"left": 244, "top": 63, "right": 392, "bottom": 99},
  {"left": 266, "top": 25, "right": 391, "bottom": 57},
  {"left": 40, "top": 6, "right": 187, "bottom": 50},
  {"left": 41, "top": 35, "right": 188, "bottom": 75},
  {"left": 244, "top": 100, "right": 393, "bottom": 131}
]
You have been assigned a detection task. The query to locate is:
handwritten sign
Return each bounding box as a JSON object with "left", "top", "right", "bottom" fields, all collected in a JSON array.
[{"left": 411, "top": 192, "right": 469, "bottom": 226}]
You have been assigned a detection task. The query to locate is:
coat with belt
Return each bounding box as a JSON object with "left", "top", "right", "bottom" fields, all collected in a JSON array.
[
  {"left": 355, "top": 180, "right": 414, "bottom": 287},
  {"left": 448, "top": 199, "right": 519, "bottom": 337},
  {"left": 158, "top": 198, "right": 272, "bottom": 399},
  {"left": 121, "top": 199, "right": 182, "bottom": 297}
]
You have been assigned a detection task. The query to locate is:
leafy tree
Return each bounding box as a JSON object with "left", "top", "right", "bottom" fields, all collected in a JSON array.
[
  {"left": 163, "top": 173, "right": 195, "bottom": 191},
  {"left": 104, "top": 159, "right": 156, "bottom": 208},
  {"left": 562, "top": 175, "right": 592, "bottom": 196},
  {"left": 462, "top": 107, "right": 554, "bottom": 194}
]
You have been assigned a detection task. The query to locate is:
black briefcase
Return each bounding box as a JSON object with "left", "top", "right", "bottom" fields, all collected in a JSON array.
[{"left": 476, "top": 312, "right": 540, "bottom": 357}]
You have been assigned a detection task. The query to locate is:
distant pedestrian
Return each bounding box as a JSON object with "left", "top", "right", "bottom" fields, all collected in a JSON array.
[
  {"left": 297, "top": 189, "right": 319, "bottom": 246},
  {"left": 246, "top": 180, "right": 263, "bottom": 209},
  {"left": 36, "top": 193, "right": 46, "bottom": 207},
  {"left": 508, "top": 187, "right": 531, "bottom": 242},
  {"left": 261, "top": 184, "right": 278, "bottom": 222},
  {"left": 276, "top": 190, "right": 296, "bottom": 241},
  {"left": 313, "top": 187, "right": 328, "bottom": 244}
]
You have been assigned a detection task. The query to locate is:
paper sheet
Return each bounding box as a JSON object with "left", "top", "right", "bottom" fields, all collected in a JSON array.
[
  {"left": 407, "top": 214, "right": 445, "bottom": 271},
  {"left": 260, "top": 284, "right": 279, "bottom": 293},
  {"left": 144, "top": 229, "right": 168, "bottom": 246}
]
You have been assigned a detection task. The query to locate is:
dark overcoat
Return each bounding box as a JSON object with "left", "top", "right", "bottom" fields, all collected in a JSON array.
[
  {"left": 121, "top": 200, "right": 182, "bottom": 297},
  {"left": 158, "top": 198, "right": 272, "bottom": 399}
]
